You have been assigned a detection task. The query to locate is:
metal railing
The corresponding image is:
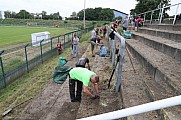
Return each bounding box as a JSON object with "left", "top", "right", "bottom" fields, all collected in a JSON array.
[
  {"left": 77, "top": 95, "right": 181, "bottom": 120},
  {"left": 107, "top": 26, "right": 125, "bottom": 92},
  {"left": 135, "top": 2, "right": 181, "bottom": 25}
]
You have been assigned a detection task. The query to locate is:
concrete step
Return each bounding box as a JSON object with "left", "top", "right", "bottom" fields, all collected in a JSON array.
[
  {"left": 125, "top": 40, "right": 181, "bottom": 119},
  {"left": 126, "top": 40, "right": 181, "bottom": 95},
  {"left": 144, "top": 24, "right": 181, "bottom": 31},
  {"left": 132, "top": 32, "right": 181, "bottom": 61},
  {"left": 144, "top": 76, "right": 181, "bottom": 119},
  {"left": 137, "top": 27, "right": 181, "bottom": 43},
  {"left": 122, "top": 51, "right": 159, "bottom": 120}
]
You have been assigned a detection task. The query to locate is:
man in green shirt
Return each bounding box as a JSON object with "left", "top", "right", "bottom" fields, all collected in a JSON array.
[{"left": 69, "top": 67, "right": 99, "bottom": 102}]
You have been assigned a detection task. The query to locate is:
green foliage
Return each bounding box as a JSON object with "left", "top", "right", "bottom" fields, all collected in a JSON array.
[{"left": 77, "top": 7, "right": 114, "bottom": 21}]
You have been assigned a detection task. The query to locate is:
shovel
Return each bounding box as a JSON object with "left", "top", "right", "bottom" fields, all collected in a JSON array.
[{"left": 2, "top": 97, "right": 33, "bottom": 117}]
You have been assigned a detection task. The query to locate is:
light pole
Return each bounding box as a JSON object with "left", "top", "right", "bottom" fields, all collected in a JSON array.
[{"left": 83, "top": 0, "right": 86, "bottom": 29}]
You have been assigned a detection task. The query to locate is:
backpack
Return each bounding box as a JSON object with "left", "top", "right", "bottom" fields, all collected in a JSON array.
[
  {"left": 59, "top": 57, "right": 67, "bottom": 66},
  {"left": 100, "top": 45, "right": 107, "bottom": 57}
]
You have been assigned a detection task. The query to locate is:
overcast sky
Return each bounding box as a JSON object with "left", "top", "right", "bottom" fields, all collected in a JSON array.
[{"left": 0, "top": 0, "right": 180, "bottom": 17}]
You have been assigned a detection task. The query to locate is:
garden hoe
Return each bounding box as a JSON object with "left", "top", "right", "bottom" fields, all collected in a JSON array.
[{"left": 2, "top": 97, "right": 33, "bottom": 117}]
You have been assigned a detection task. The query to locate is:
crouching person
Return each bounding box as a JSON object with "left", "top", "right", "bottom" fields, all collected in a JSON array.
[
  {"left": 76, "top": 57, "right": 91, "bottom": 70},
  {"left": 69, "top": 67, "right": 100, "bottom": 102}
]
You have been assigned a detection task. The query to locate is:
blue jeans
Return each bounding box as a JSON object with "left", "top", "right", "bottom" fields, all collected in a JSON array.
[{"left": 72, "top": 45, "right": 78, "bottom": 57}]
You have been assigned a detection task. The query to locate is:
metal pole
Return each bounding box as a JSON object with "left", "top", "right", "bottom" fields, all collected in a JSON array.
[
  {"left": 83, "top": 0, "right": 86, "bottom": 29},
  {"left": 150, "top": 11, "right": 153, "bottom": 24},
  {"left": 40, "top": 39, "right": 44, "bottom": 64},
  {"left": 24, "top": 44, "right": 29, "bottom": 73},
  {"left": 159, "top": 8, "right": 164, "bottom": 24},
  {"left": 0, "top": 50, "right": 6, "bottom": 87},
  {"left": 50, "top": 38, "right": 53, "bottom": 55},
  {"left": 173, "top": 4, "right": 179, "bottom": 25}
]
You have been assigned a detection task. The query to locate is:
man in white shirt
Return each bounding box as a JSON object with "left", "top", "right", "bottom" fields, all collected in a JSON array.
[{"left": 72, "top": 34, "right": 79, "bottom": 58}]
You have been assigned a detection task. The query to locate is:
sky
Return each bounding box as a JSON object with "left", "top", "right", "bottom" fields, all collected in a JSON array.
[{"left": 0, "top": 0, "right": 180, "bottom": 17}]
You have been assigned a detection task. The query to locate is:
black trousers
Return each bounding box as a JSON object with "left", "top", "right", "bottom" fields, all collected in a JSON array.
[{"left": 69, "top": 78, "right": 83, "bottom": 101}]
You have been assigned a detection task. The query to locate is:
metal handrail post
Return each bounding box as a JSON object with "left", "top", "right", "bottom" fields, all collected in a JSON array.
[
  {"left": 0, "top": 50, "right": 6, "bottom": 87},
  {"left": 112, "top": 36, "right": 116, "bottom": 68},
  {"left": 50, "top": 38, "right": 53, "bottom": 55},
  {"left": 24, "top": 44, "right": 29, "bottom": 73},
  {"left": 40, "top": 39, "right": 44, "bottom": 64},
  {"left": 114, "top": 32, "right": 125, "bottom": 92},
  {"left": 173, "top": 4, "right": 179, "bottom": 25},
  {"left": 159, "top": 8, "right": 164, "bottom": 24},
  {"left": 143, "top": 13, "right": 146, "bottom": 25},
  {"left": 150, "top": 11, "right": 153, "bottom": 24}
]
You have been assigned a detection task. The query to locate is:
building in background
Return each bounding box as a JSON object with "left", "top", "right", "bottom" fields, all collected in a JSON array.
[
  {"left": 113, "top": 9, "right": 128, "bottom": 19},
  {"left": 0, "top": 11, "right": 5, "bottom": 19}
]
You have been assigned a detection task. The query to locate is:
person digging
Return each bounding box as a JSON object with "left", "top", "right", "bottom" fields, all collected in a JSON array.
[{"left": 69, "top": 67, "right": 100, "bottom": 102}]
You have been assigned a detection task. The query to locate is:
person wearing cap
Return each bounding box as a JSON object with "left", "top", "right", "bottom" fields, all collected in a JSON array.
[
  {"left": 72, "top": 34, "right": 79, "bottom": 58},
  {"left": 69, "top": 67, "right": 100, "bottom": 102}
]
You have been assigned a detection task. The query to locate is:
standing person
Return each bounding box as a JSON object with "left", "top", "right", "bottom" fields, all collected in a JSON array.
[
  {"left": 122, "top": 16, "right": 128, "bottom": 31},
  {"left": 90, "top": 35, "right": 102, "bottom": 57},
  {"left": 91, "top": 28, "right": 97, "bottom": 39},
  {"left": 69, "top": 67, "right": 100, "bottom": 102},
  {"left": 72, "top": 34, "right": 79, "bottom": 58},
  {"left": 57, "top": 42, "right": 63, "bottom": 55},
  {"left": 76, "top": 57, "right": 91, "bottom": 70},
  {"left": 103, "top": 26, "right": 107, "bottom": 38}
]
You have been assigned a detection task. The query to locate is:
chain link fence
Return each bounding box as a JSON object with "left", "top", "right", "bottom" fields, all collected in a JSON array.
[{"left": 0, "top": 26, "right": 93, "bottom": 89}]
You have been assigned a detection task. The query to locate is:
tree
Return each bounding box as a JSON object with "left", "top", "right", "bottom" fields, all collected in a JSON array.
[
  {"left": 71, "top": 12, "right": 77, "bottom": 17},
  {"left": 4, "top": 10, "right": 11, "bottom": 18},
  {"left": 15, "top": 10, "right": 32, "bottom": 19},
  {"left": 77, "top": 7, "right": 114, "bottom": 21}
]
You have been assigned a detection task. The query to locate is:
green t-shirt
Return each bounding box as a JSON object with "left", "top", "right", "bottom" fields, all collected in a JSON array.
[{"left": 69, "top": 67, "right": 95, "bottom": 86}]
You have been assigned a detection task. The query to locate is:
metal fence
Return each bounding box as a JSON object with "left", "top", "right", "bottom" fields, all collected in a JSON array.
[
  {"left": 0, "top": 26, "right": 93, "bottom": 89},
  {"left": 135, "top": 2, "right": 181, "bottom": 25}
]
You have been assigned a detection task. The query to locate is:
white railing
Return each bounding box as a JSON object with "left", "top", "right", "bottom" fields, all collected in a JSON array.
[
  {"left": 107, "top": 26, "right": 125, "bottom": 92},
  {"left": 135, "top": 2, "right": 181, "bottom": 24},
  {"left": 77, "top": 95, "right": 181, "bottom": 120}
]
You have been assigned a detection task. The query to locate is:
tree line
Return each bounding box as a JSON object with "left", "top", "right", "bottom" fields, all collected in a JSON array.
[
  {"left": 4, "top": 8, "right": 114, "bottom": 21},
  {"left": 3, "top": 0, "right": 171, "bottom": 21}
]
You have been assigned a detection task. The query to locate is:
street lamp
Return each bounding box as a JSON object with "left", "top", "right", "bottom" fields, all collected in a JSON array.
[{"left": 83, "top": 0, "right": 86, "bottom": 29}]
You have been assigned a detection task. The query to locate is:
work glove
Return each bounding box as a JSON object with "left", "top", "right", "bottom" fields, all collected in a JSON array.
[{"left": 90, "top": 95, "right": 100, "bottom": 100}]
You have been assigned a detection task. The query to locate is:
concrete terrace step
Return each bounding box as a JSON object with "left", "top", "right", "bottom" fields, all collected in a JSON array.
[
  {"left": 138, "top": 27, "right": 181, "bottom": 42},
  {"left": 143, "top": 75, "right": 181, "bottom": 119},
  {"left": 126, "top": 40, "right": 181, "bottom": 120},
  {"left": 126, "top": 39, "right": 181, "bottom": 95},
  {"left": 122, "top": 51, "right": 159, "bottom": 120},
  {"left": 144, "top": 24, "right": 181, "bottom": 31},
  {"left": 132, "top": 32, "right": 181, "bottom": 61}
]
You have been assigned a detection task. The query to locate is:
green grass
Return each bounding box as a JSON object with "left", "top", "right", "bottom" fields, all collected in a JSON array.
[{"left": 0, "top": 26, "right": 74, "bottom": 48}]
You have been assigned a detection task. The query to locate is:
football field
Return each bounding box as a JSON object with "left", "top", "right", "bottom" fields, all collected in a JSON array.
[{"left": 0, "top": 26, "right": 73, "bottom": 48}]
